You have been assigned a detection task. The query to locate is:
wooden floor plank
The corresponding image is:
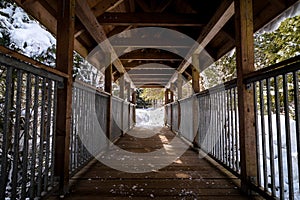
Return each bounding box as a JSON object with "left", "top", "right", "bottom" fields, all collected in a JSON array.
[{"left": 47, "top": 127, "right": 251, "bottom": 199}]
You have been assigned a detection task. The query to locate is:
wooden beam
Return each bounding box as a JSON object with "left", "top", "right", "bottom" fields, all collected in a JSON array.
[
  {"left": 104, "top": 54, "right": 113, "bottom": 140},
  {"left": 139, "top": 84, "right": 165, "bottom": 88},
  {"left": 119, "top": 50, "right": 183, "bottom": 61},
  {"left": 107, "top": 26, "right": 133, "bottom": 38},
  {"left": 105, "top": 54, "right": 113, "bottom": 94},
  {"left": 191, "top": 54, "right": 200, "bottom": 93},
  {"left": 97, "top": 13, "right": 206, "bottom": 26},
  {"left": 15, "top": 0, "right": 89, "bottom": 58},
  {"left": 130, "top": 74, "right": 172, "bottom": 79},
  {"left": 0, "top": 46, "right": 68, "bottom": 78},
  {"left": 234, "top": 0, "right": 257, "bottom": 194},
  {"left": 123, "top": 61, "right": 180, "bottom": 69},
  {"left": 92, "top": 0, "right": 124, "bottom": 17},
  {"left": 177, "top": 0, "right": 235, "bottom": 74},
  {"left": 128, "top": 69, "right": 175, "bottom": 75},
  {"left": 165, "top": 89, "right": 169, "bottom": 105},
  {"left": 54, "top": 0, "right": 75, "bottom": 195},
  {"left": 111, "top": 38, "right": 192, "bottom": 48},
  {"left": 75, "top": 0, "right": 125, "bottom": 73},
  {"left": 119, "top": 73, "right": 125, "bottom": 99}
]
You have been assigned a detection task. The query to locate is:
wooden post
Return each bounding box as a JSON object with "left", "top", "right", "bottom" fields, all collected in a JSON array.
[
  {"left": 177, "top": 74, "right": 183, "bottom": 100},
  {"left": 192, "top": 54, "right": 200, "bottom": 93},
  {"left": 127, "top": 82, "right": 131, "bottom": 102},
  {"left": 105, "top": 54, "right": 112, "bottom": 140},
  {"left": 235, "top": 0, "right": 257, "bottom": 194},
  {"left": 119, "top": 74, "right": 125, "bottom": 135},
  {"left": 54, "top": 0, "right": 75, "bottom": 194},
  {"left": 119, "top": 73, "right": 125, "bottom": 99},
  {"left": 165, "top": 89, "right": 169, "bottom": 105},
  {"left": 191, "top": 54, "right": 200, "bottom": 146},
  {"left": 131, "top": 89, "right": 136, "bottom": 124}
]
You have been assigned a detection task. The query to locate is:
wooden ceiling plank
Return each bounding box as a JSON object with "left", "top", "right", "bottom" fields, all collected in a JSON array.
[{"left": 97, "top": 13, "right": 205, "bottom": 26}]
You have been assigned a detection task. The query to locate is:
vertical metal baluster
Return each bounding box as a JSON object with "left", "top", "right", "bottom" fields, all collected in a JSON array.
[
  {"left": 267, "top": 78, "right": 276, "bottom": 195},
  {"left": 227, "top": 89, "right": 230, "bottom": 167},
  {"left": 214, "top": 94, "right": 217, "bottom": 158},
  {"left": 283, "top": 74, "right": 294, "bottom": 199},
  {"left": 293, "top": 71, "right": 300, "bottom": 192},
  {"left": 21, "top": 73, "right": 32, "bottom": 199},
  {"left": 274, "top": 76, "right": 284, "bottom": 199},
  {"left": 50, "top": 82, "right": 58, "bottom": 186},
  {"left": 29, "top": 76, "right": 39, "bottom": 198},
  {"left": 0, "top": 67, "right": 13, "bottom": 199},
  {"left": 221, "top": 90, "right": 225, "bottom": 163},
  {"left": 37, "top": 78, "right": 46, "bottom": 197},
  {"left": 234, "top": 87, "right": 239, "bottom": 173},
  {"left": 44, "top": 80, "right": 53, "bottom": 192},
  {"left": 259, "top": 80, "right": 268, "bottom": 190},
  {"left": 217, "top": 91, "right": 221, "bottom": 160},
  {"left": 230, "top": 88, "right": 235, "bottom": 170},
  {"left": 70, "top": 87, "right": 75, "bottom": 174},
  {"left": 253, "top": 82, "right": 261, "bottom": 186},
  {"left": 11, "top": 70, "right": 23, "bottom": 199},
  {"left": 212, "top": 94, "right": 215, "bottom": 156}
]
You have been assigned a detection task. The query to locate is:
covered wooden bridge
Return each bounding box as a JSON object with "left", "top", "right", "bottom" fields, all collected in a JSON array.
[{"left": 0, "top": 0, "right": 300, "bottom": 199}]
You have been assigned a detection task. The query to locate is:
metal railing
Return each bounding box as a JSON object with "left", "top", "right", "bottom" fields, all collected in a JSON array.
[
  {"left": 171, "top": 102, "right": 179, "bottom": 133},
  {"left": 111, "top": 97, "right": 135, "bottom": 141},
  {"left": 245, "top": 56, "right": 300, "bottom": 199},
  {"left": 0, "top": 53, "right": 62, "bottom": 199},
  {"left": 166, "top": 55, "right": 300, "bottom": 199},
  {"left": 70, "top": 82, "right": 110, "bottom": 175},
  {"left": 196, "top": 80, "right": 240, "bottom": 176}
]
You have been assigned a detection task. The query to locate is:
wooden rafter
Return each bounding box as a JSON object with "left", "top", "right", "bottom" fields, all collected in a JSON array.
[
  {"left": 177, "top": 0, "right": 235, "bottom": 74},
  {"left": 166, "top": 0, "right": 235, "bottom": 87},
  {"left": 75, "top": 0, "right": 126, "bottom": 73}
]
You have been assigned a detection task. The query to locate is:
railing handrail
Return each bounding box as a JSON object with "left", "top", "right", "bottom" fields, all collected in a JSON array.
[
  {"left": 73, "top": 80, "right": 110, "bottom": 97},
  {"left": 0, "top": 45, "right": 68, "bottom": 79},
  {"left": 244, "top": 55, "right": 300, "bottom": 83},
  {"left": 0, "top": 52, "right": 64, "bottom": 83}
]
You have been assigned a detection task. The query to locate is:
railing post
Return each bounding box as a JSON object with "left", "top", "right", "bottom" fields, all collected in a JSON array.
[
  {"left": 234, "top": 0, "right": 257, "bottom": 194},
  {"left": 54, "top": 0, "right": 75, "bottom": 195},
  {"left": 105, "top": 54, "right": 112, "bottom": 140}
]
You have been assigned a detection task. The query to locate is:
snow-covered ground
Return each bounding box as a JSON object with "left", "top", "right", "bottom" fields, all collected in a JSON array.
[{"left": 135, "top": 107, "right": 165, "bottom": 127}]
